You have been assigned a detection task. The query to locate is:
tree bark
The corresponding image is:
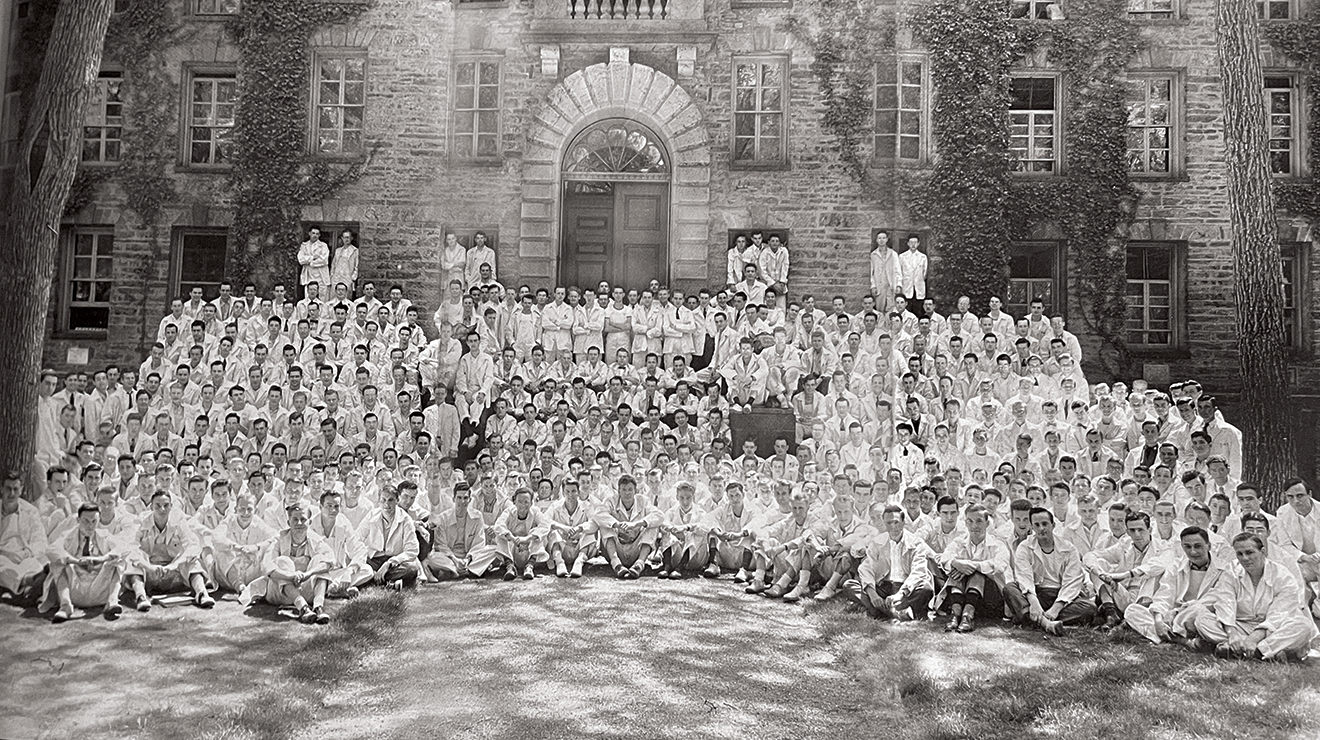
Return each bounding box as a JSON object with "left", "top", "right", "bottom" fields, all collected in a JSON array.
[
  {"left": 0, "top": 0, "right": 115, "bottom": 480},
  {"left": 1215, "top": 0, "right": 1296, "bottom": 510}
]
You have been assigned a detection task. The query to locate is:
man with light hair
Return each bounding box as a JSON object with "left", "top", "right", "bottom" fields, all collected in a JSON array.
[
  {"left": 546, "top": 478, "right": 596, "bottom": 579},
  {"left": 210, "top": 492, "right": 277, "bottom": 594},
  {"left": 1194, "top": 532, "right": 1317, "bottom": 661}
]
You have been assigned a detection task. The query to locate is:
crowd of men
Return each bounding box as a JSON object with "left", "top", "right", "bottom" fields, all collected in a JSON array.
[{"left": 1, "top": 228, "right": 1317, "bottom": 662}]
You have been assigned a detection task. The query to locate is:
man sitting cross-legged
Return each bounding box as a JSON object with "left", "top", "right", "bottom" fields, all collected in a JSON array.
[
  {"left": 546, "top": 478, "right": 597, "bottom": 579},
  {"left": 355, "top": 484, "right": 422, "bottom": 590},
  {"left": 935, "top": 503, "right": 1011, "bottom": 633},
  {"left": 658, "top": 481, "right": 709, "bottom": 579},
  {"left": 1124, "top": 525, "right": 1227, "bottom": 647},
  {"left": 311, "top": 489, "right": 374, "bottom": 597},
  {"left": 846, "top": 504, "right": 935, "bottom": 619},
  {"left": 1005, "top": 507, "right": 1096, "bottom": 635},
  {"left": 1083, "top": 508, "right": 1171, "bottom": 631},
  {"left": 594, "top": 475, "right": 662, "bottom": 579},
  {"left": 813, "top": 492, "right": 876, "bottom": 601},
  {"left": 124, "top": 490, "right": 215, "bottom": 611},
  {"left": 760, "top": 493, "right": 828, "bottom": 603},
  {"left": 426, "top": 482, "right": 498, "bottom": 580},
  {"left": 41, "top": 503, "right": 125, "bottom": 622},
  {"left": 702, "top": 481, "right": 759, "bottom": 582},
  {"left": 241, "top": 502, "right": 336, "bottom": 625},
  {"left": 493, "top": 487, "right": 551, "bottom": 581},
  {"left": 210, "top": 493, "right": 276, "bottom": 595},
  {"left": 1193, "top": 532, "right": 1318, "bottom": 661}
]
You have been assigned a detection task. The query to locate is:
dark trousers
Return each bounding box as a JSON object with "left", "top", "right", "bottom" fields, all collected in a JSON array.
[
  {"left": 942, "top": 572, "right": 1005, "bottom": 617},
  {"left": 1004, "top": 583, "right": 1096, "bottom": 626},
  {"left": 367, "top": 555, "right": 420, "bottom": 588}
]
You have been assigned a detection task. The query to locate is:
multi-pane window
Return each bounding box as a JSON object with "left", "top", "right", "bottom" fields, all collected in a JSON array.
[
  {"left": 1010, "top": 0, "right": 1060, "bottom": 19},
  {"left": 453, "top": 59, "right": 500, "bottom": 160},
  {"left": 1126, "top": 76, "right": 1174, "bottom": 175},
  {"left": 1126, "top": 242, "right": 1181, "bottom": 347},
  {"left": 64, "top": 230, "right": 114, "bottom": 333},
  {"left": 1281, "top": 243, "right": 1310, "bottom": 351},
  {"left": 1127, "top": 0, "right": 1175, "bottom": 17},
  {"left": 1257, "top": 0, "right": 1292, "bottom": 19},
  {"left": 733, "top": 56, "right": 787, "bottom": 166},
  {"left": 1266, "top": 75, "right": 1300, "bottom": 176},
  {"left": 874, "top": 58, "right": 924, "bottom": 162},
  {"left": 314, "top": 53, "right": 366, "bottom": 155},
  {"left": 188, "top": 73, "right": 235, "bottom": 166},
  {"left": 1010, "top": 77, "right": 1058, "bottom": 173},
  {"left": 193, "top": 0, "right": 240, "bottom": 14},
  {"left": 1009, "top": 242, "right": 1063, "bottom": 317},
  {"left": 82, "top": 71, "right": 123, "bottom": 163},
  {"left": 172, "top": 229, "right": 228, "bottom": 299}
]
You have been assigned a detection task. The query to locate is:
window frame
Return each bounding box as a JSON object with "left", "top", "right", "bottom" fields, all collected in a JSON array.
[
  {"left": 1281, "top": 241, "right": 1311, "bottom": 355},
  {"left": 1010, "top": 0, "right": 1061, "bottom": 19},
  {"left": 309, "top": 48, "right": 369, "bottom": 160},
  {"left": 731, "top": 53, "right": 791, "bottom": 171},
  {"left": 81, "top": 69, "right": 124, "bottom": 166},
  {"left": 188, "top": 0, "right": 241, "bottom": 18},
  {"left": 59, "top": 227, "right": 116, "bottom": 338},
  {"left": 180, "top": 65, "right": 238, "bottom": 171},
  {"left": 872, "top": 54, "right": 931, "bottom": 166},
  {"left": 451, "top": 53, "right": 504, "bottom": 164},
  {"left": 170, "top": 227, "right": 230, "bottom": 302},
  {"left": 1007, "top": 241, "right": 1067, "bottom": 319},
  {"left": 1125, "top": 240, "right": 1188, "bottom": 353},
  {"left": 1256, "top": 0, "right": 1296, "bottom": 20},
  {"left": 1126, "top": 0, "right": 1179, "bottom": 19},
  {"left": 1125, "top": 70, "right": 1185, "bottom": 180},
  {"left": 1264, "top": 72, "right": 1306, "bottom": 178},
  {"left": 1009, "top": 73, "right": 1063, "bottom": 176}
]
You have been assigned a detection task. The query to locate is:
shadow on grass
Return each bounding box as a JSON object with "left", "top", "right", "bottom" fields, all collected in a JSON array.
[{"left": 807, "top": 598, "right": 1319, "bottom": 740}]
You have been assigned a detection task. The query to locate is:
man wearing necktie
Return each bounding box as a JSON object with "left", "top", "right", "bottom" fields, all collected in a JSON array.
[{"left": 42, "top": 503, "right": 125, "bottom": 622}]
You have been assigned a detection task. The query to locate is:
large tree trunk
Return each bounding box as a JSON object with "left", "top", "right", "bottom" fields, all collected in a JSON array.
[
  {"left": 0, "top": 0, "right": 115, "bottom": 480},
  {"left": 1215, "top": 0, "right": 1296, "bottom": 510}
]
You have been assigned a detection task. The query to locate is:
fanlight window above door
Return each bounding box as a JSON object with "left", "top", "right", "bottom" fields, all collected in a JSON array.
[{"left": 564, "top": 120, "right": 669, "bottom": 175}]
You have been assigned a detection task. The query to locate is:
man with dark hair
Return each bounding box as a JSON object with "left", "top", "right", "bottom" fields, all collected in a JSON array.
[
  {"left": 1083, "top": 508, "right": 1170, "bottom": 630},
  {"left": 42, "top": 502, "right": 125, "bottom": 622},
  {"left": 1124, "top": 525, "right": 1226, "bottom": 646},
  {"left": 124, "top": 490, "right": 215, "bottom": 611},
  {"left": 593, "top": 475, "right": 661, "bottom": 579},
  {"left": 1007, "top": 508, "right": 1096, "bottom": 634},
  {"left": 355, "top": 484, "right": 421, "bottom": 591}
]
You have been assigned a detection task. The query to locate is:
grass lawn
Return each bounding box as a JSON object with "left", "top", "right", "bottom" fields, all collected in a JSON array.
[
  {"left": 2, "top": 578, "right": 1316, "bottom": 740},
  {"left": 807, "top": 599, "right": 1320, "bottom": 740}
]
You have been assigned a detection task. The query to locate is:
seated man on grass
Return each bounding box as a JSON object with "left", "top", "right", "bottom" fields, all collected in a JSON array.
[
  {"left": 935, "top": 503, "right": 1011, "bottom": 633},
  {"left": 124, "top": 490, "right": 215, "bottom": 611},
  {"left": 210, "top": 493, "right": 276, "bottom": 595},
  {"left": 1124, "top": 525, "right": 1226, "bottom": 647},
  {"left": 355, "top": 484, "right": 421, "bottom": 590},
  {"left": 594, "top": 475, "right": 661, "bottom": 579},
  {"left": 311, "top": 489, "right": 373, "bottom": 597},
  {"left": 757, "top": 492, "right": 826, "bottom": 602},
  {"left": 493, "top": 487, "right": 551, "bottom": 581},
  {"left": 701, "top": 481, "right": 759, "bottom": 582},
  {"left": 241, "top": 502, "right": 335, "bottom": 625},
  {"left": 813, "top": 491, "right": 875, "bottom": 601},
  {"left": 1005, "top": 507, "right": 1095, "bottom": 635},
  {"left": 546, "top": 478, "right": 596, "bottom": 579},
  {"left": 41, "top": 503, "right": 125, "bottom": 622},
  {"left": 846, "top": 504, "right": 935, "bottom": 619},
  {"left": 1194, "top": 532, "right": 1317, "bottom": 662},
  {"left": 1082, "top": 508, "right": 1170, "bottom": 631},
  {"left": 658, "top": 481, "right": 708, "bottom": 579}
]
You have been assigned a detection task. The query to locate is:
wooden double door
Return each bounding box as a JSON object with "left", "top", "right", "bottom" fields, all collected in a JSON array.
[{"left": 560, "top": 180, "right": 668, "bottom": 291}]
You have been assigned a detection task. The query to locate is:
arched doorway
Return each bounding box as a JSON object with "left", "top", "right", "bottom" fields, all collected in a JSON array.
[{"left": 559, "top": 119, "right": 671, "bottom": 291}]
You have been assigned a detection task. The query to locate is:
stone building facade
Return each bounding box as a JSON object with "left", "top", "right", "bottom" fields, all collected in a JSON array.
[{"left": 2, "top": 0, "right": 1316, "bottom": 407}]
